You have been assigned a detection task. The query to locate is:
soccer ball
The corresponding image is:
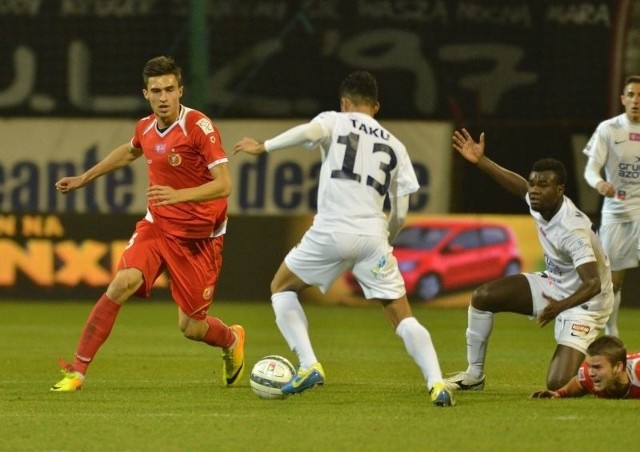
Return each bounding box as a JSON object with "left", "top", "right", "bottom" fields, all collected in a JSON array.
[{"left": 250, "top": 355, "right": 295, "bottom": 399}]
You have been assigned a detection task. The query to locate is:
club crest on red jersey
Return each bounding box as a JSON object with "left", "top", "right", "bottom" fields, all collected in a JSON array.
[
  {"left": 202, "top": 287, "right": 213, "bottom": 300},
  {"left": 168, "top": 150, "right": 182, "bottom": 167}
]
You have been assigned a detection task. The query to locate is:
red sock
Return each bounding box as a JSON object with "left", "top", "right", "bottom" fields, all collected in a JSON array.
[
  {"left": 73, "top": 294, "right": 121, "bottom": 375},
  {"left": 202, "top": 316, "right": 234, "bottom": 348}
]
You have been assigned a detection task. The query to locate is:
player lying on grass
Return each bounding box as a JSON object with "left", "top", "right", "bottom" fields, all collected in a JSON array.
[{"left": 531, "top": 335, "right": 640, "bottom": 399}]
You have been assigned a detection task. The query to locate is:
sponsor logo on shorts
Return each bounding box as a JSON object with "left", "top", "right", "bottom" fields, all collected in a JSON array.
[
  {"left": 570, "top": 323, "right": 590, "bottom": 337},
  {"left": 370, "top": 255, "right": 389, "bottom": 278}
]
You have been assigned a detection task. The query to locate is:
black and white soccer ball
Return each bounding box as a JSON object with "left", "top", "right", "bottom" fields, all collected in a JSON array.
[{"left": 249, "top": 355, "right": 295, "bottom": 399}]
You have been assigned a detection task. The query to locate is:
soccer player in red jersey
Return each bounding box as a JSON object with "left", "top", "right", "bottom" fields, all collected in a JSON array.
[
  {"left": 531, "top": 335, "right": 640, "bottom": 399},
  {"left": 51, "top": 56, "right": 245, "bottom": 391}
]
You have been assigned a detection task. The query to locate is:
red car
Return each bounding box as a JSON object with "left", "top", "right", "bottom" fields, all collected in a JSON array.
[{"left": 345, "top": 219, "right": 522, "bottom": 300}]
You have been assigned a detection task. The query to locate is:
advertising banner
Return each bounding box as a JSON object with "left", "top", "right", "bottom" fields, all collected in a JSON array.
[
  {"left": 0, "top": 213, "right": 300, "bottom": 300},
  {"left": 0, "top": 118, "right": 452, "bottom": 215},
  {"left": 4, "top": 212, "right": 639, "bottom": 307}
]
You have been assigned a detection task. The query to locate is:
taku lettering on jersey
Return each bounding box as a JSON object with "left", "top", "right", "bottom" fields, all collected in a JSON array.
[
  {"left": 349, "top": 119, "right": 390, "bottom": 140},
  {"left": 155, "top": 143, "right": 167, "bottom": 154}
]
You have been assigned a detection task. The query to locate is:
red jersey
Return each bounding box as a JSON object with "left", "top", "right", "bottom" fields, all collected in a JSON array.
[
  {"left": 577, "top": 352, "right": 640, "bottom": 399},
  {"left": 131, "top": 106, "right": 228, "bottom": 238}
]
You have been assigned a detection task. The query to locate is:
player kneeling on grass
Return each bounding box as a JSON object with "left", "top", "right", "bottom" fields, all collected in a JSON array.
[
  {"left": 531, "top": 335, "right": 640, "bottom": 399},
  {"left": 445, "top": 129, "right": 614, "bottom": 393}
]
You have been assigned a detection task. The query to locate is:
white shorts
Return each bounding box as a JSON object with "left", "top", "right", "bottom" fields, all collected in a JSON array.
[
  {"left": 524, "top": 272, "right": 612, "bottom": 354},
  {"left": 600, "top": 222, "right": 640, "bottom": 271},
  {"left": 284, "top": 227, "right": 406, "bottom": 300}
]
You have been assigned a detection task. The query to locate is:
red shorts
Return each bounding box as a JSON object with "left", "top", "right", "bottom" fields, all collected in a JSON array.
[{"left": 118, "top": 219, "right": 223, "bottom": 320}]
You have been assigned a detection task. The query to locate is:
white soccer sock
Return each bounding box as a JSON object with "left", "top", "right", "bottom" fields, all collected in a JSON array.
[
  {"left": 605, "top": 291, "right": 621, "bottom": 337},
  {"left": 466, "top": 305, "right": 494, "bottom": 379},
  {"left": 271, "top": 291, "right": 318, "bottom": 369},
  {"left": 396, "top": 316, "right": 443, "bottom": 390}
]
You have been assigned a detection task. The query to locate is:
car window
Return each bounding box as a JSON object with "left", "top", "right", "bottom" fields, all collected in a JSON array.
[
  {"left": 394, "top": 226, "right": 449, "bottom": 250},
  {"left": 481, "top": 227, "right": 508, "bottom": 245},
  {"left": 448, "top": 229, "right": 481, "bottom": 250}
]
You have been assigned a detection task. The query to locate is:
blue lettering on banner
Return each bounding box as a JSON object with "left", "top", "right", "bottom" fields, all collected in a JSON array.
[
  {"left": 236, "top": 156, "right": 429, "bottom": 212},
  {"left": 274, "top": 161, "right": 304, "bottom": 210},
  {"left": 0, "top": 146, "right": 134, "bottom": 213}
]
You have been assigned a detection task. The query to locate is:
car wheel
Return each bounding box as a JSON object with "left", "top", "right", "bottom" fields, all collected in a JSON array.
[
  {"left": 416, "top": 274, "right": 442, "bottom": 300},
  {"left": 503, "top": 260, "right": 521, "bottom": 276}
]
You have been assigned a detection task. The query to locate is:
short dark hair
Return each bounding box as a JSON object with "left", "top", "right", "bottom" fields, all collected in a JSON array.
[
  {"left": 624, "top": 75, "right": 640, "bottom": 88},
  {"left": 142, "top": 56, "right": 182, "bottom": 88},
  {"left": 339, "top": 70, "right": 378, "bottom": 106},
  {"left": 531, "top": 158, "right": 567, "bottom": 185},
  {"left": 587, "top": 335, "right": 627, "bottom": 367}
]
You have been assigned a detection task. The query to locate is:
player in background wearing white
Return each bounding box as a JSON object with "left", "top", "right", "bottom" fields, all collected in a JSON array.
[
  {"left": 446, "top": 129, "right": 613, "bottom": 391},
  {"left": 233, "top": 71, "right": 455, "bottom": 406},
  {"left": 583, "top": 75, "right": 640, "bottom": 338},
  {"left": 531, "top": 335, "right": 640, "bottom": 399}
]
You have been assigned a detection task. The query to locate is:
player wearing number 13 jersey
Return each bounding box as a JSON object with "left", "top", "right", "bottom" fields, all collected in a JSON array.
[
  {"left": 233, "top": 71, "right": 454, "bottom": 406},
  {"left": 307, "top": 109, "right": 418, "bottom": 236}
]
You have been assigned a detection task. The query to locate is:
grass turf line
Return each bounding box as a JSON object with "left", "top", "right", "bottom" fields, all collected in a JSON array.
[{"left": 1, "top": 299, "right": 639, "bottom": 451}]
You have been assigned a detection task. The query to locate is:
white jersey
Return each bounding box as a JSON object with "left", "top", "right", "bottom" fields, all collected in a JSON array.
[
  {"left": 308, "top": 111, "right": 420, "bottom": 237},
  {"left": 582, "top": 113, "right": 640, "bottom": 224},
  {"left": 527, "top": 194, "right": 612, "bottom": 312}
]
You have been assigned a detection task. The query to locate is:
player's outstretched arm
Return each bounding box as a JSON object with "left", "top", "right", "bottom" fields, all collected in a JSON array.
[
  {"left": 531, "top": 376, "right": 585, "bottom": 399},
  {"left": 453, "top": 128, "right": 528, "bottom": 199},
  {"left": 452, "top": 128, "right": 485, "bottom": 164},
  {"left": 234, "top": 122, "right": 325, "bottom": 156},
  {"left": 233, "top": 138, "right": 265, "bottom": 156},
  {"left": 55, "top": 143, "right": 141, "bottom": 194}
]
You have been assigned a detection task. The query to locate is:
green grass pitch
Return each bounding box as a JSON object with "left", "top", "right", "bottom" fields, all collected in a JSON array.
[{"left": 1, "top": 299, "right": 639, "bottom": 451}]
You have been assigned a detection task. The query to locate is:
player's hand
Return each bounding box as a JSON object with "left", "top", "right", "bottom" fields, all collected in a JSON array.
[
  {"left": 535, "top": 292, "right": 564, "bottom": 327},
  {"left": 233, "top": 137, "right": 265, "bottom": 156},
  {"left": 530, "top": 390, "right": 558, "bottom": 399},
  {"left": 147, "top": 185, "right": 182, "bottom": 206},
  {"left": 595, "top": 180, "right": 616, "bottom": 198},
  {"left": 55, "top": 176, "right": 85, "bottom": 194},
  {"left": 452, "top": 128, "right": 485, "bottom": 163}
]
